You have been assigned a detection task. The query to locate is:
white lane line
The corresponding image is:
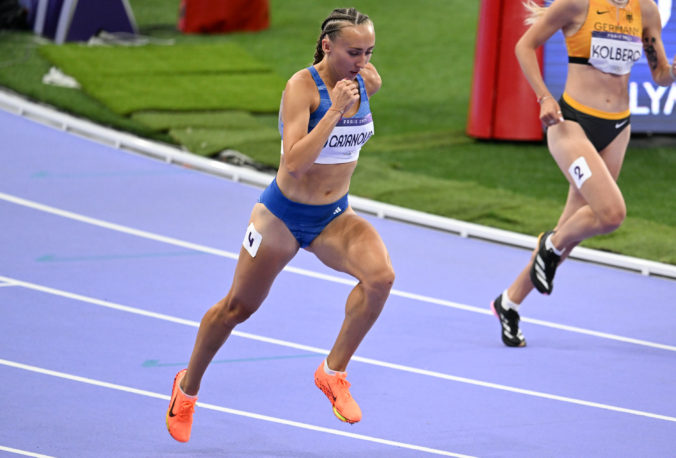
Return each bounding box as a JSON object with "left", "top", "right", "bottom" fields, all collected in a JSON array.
[
  {"left": 0, "top": 358, "right": 473, "bottom": 458},
  {"left": 0, "top": 446, "right": 55, "bottom": 458},
  {"left": 0, "top": 192, "right": 239, "bottom": 260},
  {"left": 2, "top": 275, "right": 675, "bottom": 424},
  {"left": 391, "top": 290, "right": 676, "bottom": 352},
  {"left": 1, "top": 191, "right": 675, "bottom": 353}
]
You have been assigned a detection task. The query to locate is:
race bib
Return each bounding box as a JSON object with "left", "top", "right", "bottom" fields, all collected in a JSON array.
[{"left": 588, "top": 31, "right": 642, "bottom": 75}]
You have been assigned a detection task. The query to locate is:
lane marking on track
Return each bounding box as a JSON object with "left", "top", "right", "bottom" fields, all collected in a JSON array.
[
  {"left": 2, "top": 191, "right": 675, "bottom": 353},
  {"left": 0, "top": 445, "right": 55, "bottom": 458},
  {"left": 0, "top": 358, "right": 474, "bottom": 458},
  {"left": 2, "top": 275, "right": 676, "bottom": 424}
]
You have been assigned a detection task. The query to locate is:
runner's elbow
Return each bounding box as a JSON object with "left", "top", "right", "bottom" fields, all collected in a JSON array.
[{"left": 282, "top": 160, "right": 309, "bottom": 178}]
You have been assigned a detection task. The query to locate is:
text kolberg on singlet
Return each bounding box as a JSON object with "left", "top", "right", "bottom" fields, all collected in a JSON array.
[{"left": 589, "top": 30, "right": 642, "bottom": 75}]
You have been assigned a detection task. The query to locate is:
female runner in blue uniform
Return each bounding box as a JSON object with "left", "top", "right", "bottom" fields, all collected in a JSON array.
[
  {"left": 166, "top": 8, "right": 393, "bottom": 442},
  {"left": 491, "top": 0, "right": 676, "bottom": 347}
]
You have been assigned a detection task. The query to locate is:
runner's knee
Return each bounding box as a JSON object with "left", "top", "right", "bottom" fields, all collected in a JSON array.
[
  {"left": 214, "top": 295, "right": 258, "bottom": 326},
  {"left": 363, "top": 264, "right": 395, "bottom": 299},
  {"left": 597, "top": 199, "right": 626, "bottom": 233}
]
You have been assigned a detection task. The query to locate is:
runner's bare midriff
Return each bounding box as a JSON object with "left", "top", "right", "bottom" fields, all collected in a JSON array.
[
  {"left": 276, "top": 159, "right": 357, "bottom": 205},
  {"left": 564, "top": 64, "right": 631, "bottom": 113}
]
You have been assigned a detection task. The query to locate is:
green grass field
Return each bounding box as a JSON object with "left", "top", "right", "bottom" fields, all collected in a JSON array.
[{"left": 0, "top": 0, "right": 674, "bottom": 264}]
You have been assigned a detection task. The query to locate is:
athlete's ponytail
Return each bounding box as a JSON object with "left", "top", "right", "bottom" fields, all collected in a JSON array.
[{"left": 523, "top": 0, "right": 547, "bottom": 26}]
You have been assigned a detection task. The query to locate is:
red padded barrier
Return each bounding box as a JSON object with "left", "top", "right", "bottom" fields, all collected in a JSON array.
[
  {"left": 178, "top": 0, "right": 269, "bottom": 34},
  {"left": 467, "top": 0, "right": 502, "bottom": 139},
  {"left": 467, "top": 0, "right": 544, "bottom": 141}
]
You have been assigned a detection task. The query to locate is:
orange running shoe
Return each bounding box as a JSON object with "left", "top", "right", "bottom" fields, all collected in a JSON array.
[
  {"left": 166, "top": 369, "right": 197, "bottom": 442},
  {"left": 314, "top": 360, "right": 362, "bottom": 424}
]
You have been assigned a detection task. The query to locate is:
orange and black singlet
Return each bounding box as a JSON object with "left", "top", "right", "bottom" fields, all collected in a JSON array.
[{"left": 566, "top": 0, "right": 643, "bottom": 75}]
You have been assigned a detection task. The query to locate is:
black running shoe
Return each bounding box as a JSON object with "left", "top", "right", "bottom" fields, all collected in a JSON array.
[
  {"left": 491, "top": 293, "right": 526, "bottom": 347},
  {"left": 529, "top": 230, "right": 561, "bottom": 295}
]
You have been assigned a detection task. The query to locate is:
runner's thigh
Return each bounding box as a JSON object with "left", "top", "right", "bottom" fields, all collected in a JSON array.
[
  {"left": 230, "top": 203, "right": 300, "bottom": 306},
  {"left": 547, "top": 122, "right": 623, "bottom": 212},
  {"left": 308, "top": 209, "right": 391, "bottom": 281}
]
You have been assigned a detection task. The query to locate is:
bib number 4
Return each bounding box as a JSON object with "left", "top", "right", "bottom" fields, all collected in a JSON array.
[{"left": 243, "top": 222, "right": 262, "bottom": 257}]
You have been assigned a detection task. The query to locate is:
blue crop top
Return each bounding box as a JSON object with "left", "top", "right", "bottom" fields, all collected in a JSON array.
[{"left": 279, "top": 66, "right": 375, "bottom": 164}]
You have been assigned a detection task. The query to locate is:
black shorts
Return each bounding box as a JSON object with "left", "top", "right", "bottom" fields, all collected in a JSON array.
[{"left": 559, "top": 95, "right": 630, "bottom": 152}]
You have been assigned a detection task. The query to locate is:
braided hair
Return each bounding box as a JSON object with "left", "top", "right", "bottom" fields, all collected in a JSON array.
[{"left": 313, "top": 8, "right": 372, "bottom": 64}]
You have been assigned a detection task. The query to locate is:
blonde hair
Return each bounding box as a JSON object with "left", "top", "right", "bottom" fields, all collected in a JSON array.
[{"left": 523, "top": 0, "right": 547, "bottom": 26}]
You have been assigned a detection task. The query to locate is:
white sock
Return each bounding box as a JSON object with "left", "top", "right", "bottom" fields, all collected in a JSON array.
[
  {"left": 179, "top": 383, "right": 198, "bottom": 399},
  {"left": 324, "top": 359, "right": 345, "bottom": 376},
  {"left": 178, "top": 372, "right": 198, "bottom": 399},
  {"left": 502, "top": 289, "right": 521, "bottom": 312},
  {"left": 545, "top": 233, "right": 563, "bottom": 256}
]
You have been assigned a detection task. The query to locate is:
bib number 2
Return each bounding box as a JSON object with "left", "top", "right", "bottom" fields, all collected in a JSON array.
[{"left": 568, "top": 156, "right": 592, "bottom": 189}]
